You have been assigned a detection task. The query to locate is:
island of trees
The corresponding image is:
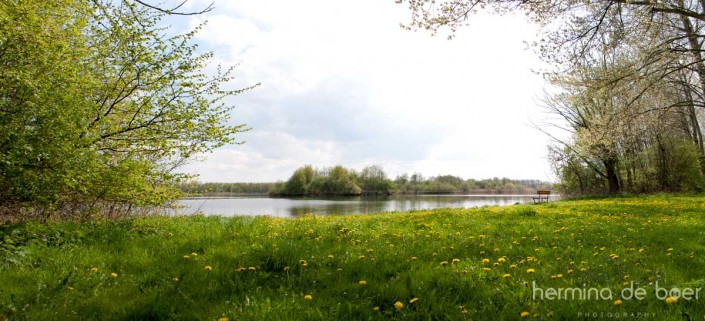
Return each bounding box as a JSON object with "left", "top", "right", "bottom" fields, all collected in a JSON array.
[{"left": 179, "top": 165, "right": 551, "bottom": 197}]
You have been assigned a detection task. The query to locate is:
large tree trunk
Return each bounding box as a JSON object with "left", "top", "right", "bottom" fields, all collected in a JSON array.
[{"left": 603, "top": 157, "right": 620, "bottom": 194}]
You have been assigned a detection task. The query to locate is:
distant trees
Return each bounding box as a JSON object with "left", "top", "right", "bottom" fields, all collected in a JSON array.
[{"left": 269, "top": 165, "right": 550, "bottom": 196}]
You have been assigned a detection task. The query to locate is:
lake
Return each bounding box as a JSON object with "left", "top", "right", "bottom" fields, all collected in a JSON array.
[{"left": 174, "top": 195, "right": 543, "bottom": 218}]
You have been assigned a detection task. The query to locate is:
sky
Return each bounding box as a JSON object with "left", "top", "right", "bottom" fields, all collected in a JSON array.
[{"left": 174, "top": 0, "right": 554, "bottom": 183}]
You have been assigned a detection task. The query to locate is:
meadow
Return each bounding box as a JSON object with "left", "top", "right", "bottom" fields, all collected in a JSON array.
[{"left": 1, "top": 194, "right": 704, "bottom": 320}]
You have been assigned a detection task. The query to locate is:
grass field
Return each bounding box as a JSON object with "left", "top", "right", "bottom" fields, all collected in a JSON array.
[{"left": 1, "top": 195, "right": 705, "bottom": 320}]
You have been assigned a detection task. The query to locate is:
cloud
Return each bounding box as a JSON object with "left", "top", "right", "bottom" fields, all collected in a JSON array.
[{"left": 176, "top": 0, "right": 553, "bottom": 182}]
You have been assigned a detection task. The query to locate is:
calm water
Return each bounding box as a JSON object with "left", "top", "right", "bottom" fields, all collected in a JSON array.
[{"left": 174, "top": 195, "right": 541, "bottom": 218}]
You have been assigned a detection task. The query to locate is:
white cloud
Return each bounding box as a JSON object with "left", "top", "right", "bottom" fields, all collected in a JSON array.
[{"left": 176, "top": 0, "right": 554, "bottom": 182}]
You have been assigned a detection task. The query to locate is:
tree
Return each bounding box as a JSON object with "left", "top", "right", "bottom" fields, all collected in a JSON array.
[{"left": 0, "top": 0, "right": 255, "bottom": 218}]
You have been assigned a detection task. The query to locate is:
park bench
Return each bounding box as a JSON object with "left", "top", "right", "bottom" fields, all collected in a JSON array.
[{"left": 533, "top": 190, "right": 551, "bottom": 203}]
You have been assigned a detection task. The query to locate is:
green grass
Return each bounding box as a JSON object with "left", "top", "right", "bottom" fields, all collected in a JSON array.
[{"left": 2, "top": 194, "right": 705, "bottom": 320}]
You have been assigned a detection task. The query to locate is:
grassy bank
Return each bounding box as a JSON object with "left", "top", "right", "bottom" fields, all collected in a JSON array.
[{"left": 1, "top": 195, "right": 704, "bottom": 320}]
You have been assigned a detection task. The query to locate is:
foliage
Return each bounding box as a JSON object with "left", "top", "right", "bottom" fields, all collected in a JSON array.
[
  {"left": 2, "top": 195, "right": 705, "bottom": 319},
  {"left": 0, "top": 0, "right": 253, "bottom": 218}
]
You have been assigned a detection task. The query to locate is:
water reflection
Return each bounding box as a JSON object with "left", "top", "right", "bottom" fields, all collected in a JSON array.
[{"left": 175, "top": 195, "right": 539, "bottom": 218}]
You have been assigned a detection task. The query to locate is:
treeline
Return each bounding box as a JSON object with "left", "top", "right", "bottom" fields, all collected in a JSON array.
[
  {"left": 268, "top": 165, "right": 551, "bottom": 196},
  {"left": 178, "top": 182, "right": 276, "bottom": 196}
]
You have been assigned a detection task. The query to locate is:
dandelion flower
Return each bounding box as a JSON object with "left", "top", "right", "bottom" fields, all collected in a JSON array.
[
  {"left": 520, "top": 311, "right": 530, "bottom": 317},
  {"left": 452, "top": 258, "right": 460, "bottom": 264},
  {"left": 359, "top": 280, "right": 367, "bottom": 285},
  {"left": 502, "top": 273, "right": 511, "bottom": 278},
  {"left": 359, "top": 255, "right": 366, "bottom": 260},
  {"left": 509, "top": 264, "right": 517, "bottom": 269},
  {"left": 327, "top": 255, "right": 334, "bottom": 259},
  {"left": 283, "top": 266, "right": 290, "bottom": 271},
  {"left": 411, "top": 257, "right": 417, "bottom": 260},
  {"left": 236, "top": 267, "right": 246, "bottom": 272},
  {"left": 205, "top": 265, "right": 212, "bottom": 271},
  {"left": 173, "top": 277, "right": 179, "bottom": 282},
  {"left": 482, "top": 258, "right": 490, "bottom": 264},
  {"left": 409, "top": 297, "right": 419, "bottom": 304},
  {"left": 90, "top": 267, "right": 98, "bottom": 273},
  {"left": 248, "top": 266, "right": 256, "bottom": 271},
  {"left": 665, "top": 297, "right": 678, "bottom": 304},
  {"left": 372, "top": 306, "right": 380, "bottom": 311},
  {"left": 440, "top": 261, "right": 449, "bottom": 266},
  {"left": 526, "top": 268, "right": 535, "bottom": 273},
  {"left": 183, "top": 255, "right": 190, "bottom": 260},
  {"left": 110, "top": 273, "right": 118, "bottom": 279},
  {"left": 394, "top": 301, "right": 404, "bottom": 309},
  {"left": 218, "top": 317, "right": 228, "bottom": 321},
  {"left": 614, "top": 299, "right": 623, "bottom": 306},
  {"left": 483, "top": 267, "right": 491, "bottom": 272},
  {"left": 191, "top": 252, "right": 198, "bottom": 257},
  {"left": 304, "top": 294, "right": 312, "bottom": 300},
  {"left": 498, "top": 258, "right": 506, "bottom": 263}
]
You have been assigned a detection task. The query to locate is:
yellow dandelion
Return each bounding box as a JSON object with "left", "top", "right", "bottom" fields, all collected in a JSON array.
[
  {"left": 483, "top": 267, "right": 491, "bottom": 272},
  {"left": 372, "top": 306, "right": 380, "bottom": 311},
  {"left": 236, "top": 267, "right": 246, "bottom": 272},
  {"left": 509, "top": 264, "right": 517, "bottom": 269},
  {"left": 358, "top": 255, "right": 366, "bottom": 260},
  {"left": 452, "top": 258, "right": 460, "bottom": 264},
  {"left": 248, "top": 266, "right": 256, "bottom": 271},
  {"left": 409, "top": 297, "right": 419, "bottom": 304},
  {"left": 205, "top": 265, "right": 212, "bottom": 271},
  {"left": 110, "top": 273, "right": 118, "bottom": 279},
  {"left": 502, "top": 273, "right": 511, "bottom": 278},
  {"left": 440, "top": 261, "right": 449, "bottom": 266},
  {"left": 327, "top": 255, "right": 334, "bottom": 259},
  {"left": 218, "top": 317, "right": 228, "bottom": 321},
  {"left": 568, "top": 269, "right": 574, "bottom": 274},
  {"left": 304, "top": 294, "right": 312, "bottom": 300},
  {"left": 665, "top": 296, "right": 677, "bottom": 304},
  {"left": 359, "top": 280, "right": 367, "bottom": 285},
  {"left": 299, "top": 260, "right": 307, "bottom": 265},
  {"left": 191, "top": 252, "right": 198, "bottom": 257},
  {"left": 336, "top": 268, "right": 343, "bottom": 272},
  {"left": 283, "top": 266, "right": 290, "bottom": 271},
  {"left": 482, "top": 258, "right": 490, "bottom": 264},
  {"left": 90, "top": 267, "right": 98, "bottom": 273},
  {"left": 526, "top": 268, "right": 535, "bottom": 273},
  {"left": 580, "top": 268, "right": 588, "bottom": 272},
  {"left": 520, "top": 311, "right": 530, "bottom": 317},
  {"left": 498, "top": 258, "right": 506, "bottom": 263},
  {"left": 394, "top": 301, "right": 404, "bottom": 309},
  {"left": 638, "top": 248, "right": 645, "bottom": 253},
  {"left": 173, "top": 277, "right": 179, "bottom": 282},
  {"left": 614, "top": 299, "right": 623, "bottom": 306},
  {"left": 411, "top": 256, "right": 418, "bottom": 260},
  {"left": 183, "top": 255, "right": 190, "bottom": 260},
  {"left": 493, "top": 262, "right": 500, "bottom": 267}
]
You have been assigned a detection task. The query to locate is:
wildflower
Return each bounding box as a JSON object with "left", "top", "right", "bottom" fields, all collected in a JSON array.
[
  {"left": 248, "top": 267, "right": 256, "bottom": 271},
  {"left": 452, "top": 258, "right": 460, "bottom": 264},
  {"left": 110, "top": 273, "right": 118, "bottom": 279},
  {"left": 327, "top": 255, "right": 334, "bottom": 259},
  {"left": 236, "top": 267, "right": 246, "bottom": 272},
  {"left": 493, "top": 263, "right": 500, "bottom": 267},
  {"left": 90, "top": 267, "right": 98, "bottom": 273},
  {"left": 336, "top": 268, "right": 343, "bottom": 272},
  {"left": 173, "top": 277, "right": 179, "bottom": 282},
  {"left": 568, "top": 269, "right": 574, "bottom": 274},
  {"left": 359, "top": 280, "right": 367, "bottom": 285},
  {"left": 526, "top": 268, "right": 535, "bottom": 273},
  {"left": 394, "top": 301, "right": 404, "bottom": 309},
  {"left": 409, "top": 297, "right": 419, "bottom": 304},
  {"left": 483, "top": 268, "right": 491, "bottom": 272},
  {"left": 218, "top": 317, "right": 228, "bottom": 321},
  {"left": 498, "top": 258, "right": 506, "bottom": 263},
  {"left": 609, "top": 254, "right": 619, "bottom": 260},
  {"left": 509, "top": 264, "right": 517, "bottom": 269},
  {"left": 372, "top": 306, "right": 380, "bottom": 311},
  {"left": 502, "top": 273, "right": 511, "bottom": 278},
  {"left": 665, "top": 297, "right": 677, "bottom": 304},
  {"left": 580, "top": 268, "right": 588, "bottom": 272},
  {"left": 304, "top": 294, "right": 312, "bottom": 300},
  {"left": 520, "top": 311, "right": 530, "bottom": 317},
  {"left": 614, "top": 299, "right": 623, "bottom": 306},
  {"left": 299, "top": 260, "right": 307, "bottom": 265},
  {"left": 358, "top": 255, "right": 366, "bottom": 260},
  {"left": 205, "top": 265, "right": 212, "bottom": 271},
  {"left": 283, "top": 266, "right": 290, "bottom": 271},
  {"left": 191, "top": 252, "right": 198, "bottom": 257},
  {"left": 183, "top": 255, "right": 190, "bottom": 260},
  {"left": 411, "top": 257, "right": 418, "bottom": 260},
  {"left": 482, "top": 258, "right": 490, "bottom": 264},
  {"left": 638, "top": 248, "right": 645, "bottom": 253},
  {"left": 440, "top": 261, "right": 449, "bottom": 266}
]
